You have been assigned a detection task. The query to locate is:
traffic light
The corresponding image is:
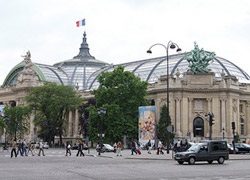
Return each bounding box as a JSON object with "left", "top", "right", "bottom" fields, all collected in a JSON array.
[{"left": 209, "top": 113, "right": 215, "bottom": 126}]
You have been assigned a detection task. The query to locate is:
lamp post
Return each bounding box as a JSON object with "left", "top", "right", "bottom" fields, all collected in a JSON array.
[
  {"left": 97, "top": 107, "right": 106, "bottom": 156},
  {"left": 147, "top": 41, "right": 181, "bottom": 154}
]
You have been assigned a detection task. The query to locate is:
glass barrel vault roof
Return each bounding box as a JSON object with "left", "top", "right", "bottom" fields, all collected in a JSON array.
[{"left": 2, "top": 32, "right": 250, "bottom": 89}]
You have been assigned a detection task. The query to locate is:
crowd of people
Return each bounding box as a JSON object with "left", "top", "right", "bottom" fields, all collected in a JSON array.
[
  {"left": 10, "top": 139, "right": 45, "bottom": 158},
  {"left": 8, "top": 138, "right": 190, "bottom": 158}
]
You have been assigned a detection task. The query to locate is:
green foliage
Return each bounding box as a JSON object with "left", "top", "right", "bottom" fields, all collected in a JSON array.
[
  {"left": 26, "top": 82, "right": 83, "bottom": 144},
  {"left": 4, "top": 105, "right": 31, "bottom": 140},
  {"left": 157, "top": 104, "right": 172, "bottom": 144},
  {"left": 91, "top": 66, "right": 148, "bottom": 142},
  {"left": 234, "top": 132, "right": 240, "bottom": 143},
  {"left": 0, "top": 116, "right": 6, "bottom": 129}
]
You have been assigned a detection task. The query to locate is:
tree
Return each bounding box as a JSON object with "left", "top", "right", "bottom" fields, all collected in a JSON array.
[
  {"left": 91, "top": 66, "right": 148, "bottom": 142},
  {"left": 157, "top": 104, "right": 173, "bottom": 145},
  {"left": 0, "top": 116, "right": 6, "bottom": 129},
  {"left": 4, "top": 106, "right": 31, "bottom": 140},
  {"left": 26, "top": 82, "right": 83, "bottom": 145},
  {"left": 78, "top": 98, "right": 96, "bottom": 138}
]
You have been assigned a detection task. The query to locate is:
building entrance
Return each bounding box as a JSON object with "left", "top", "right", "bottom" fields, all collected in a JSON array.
[{"left": 193, "top": 117, "right": 204, "bottom": 137}]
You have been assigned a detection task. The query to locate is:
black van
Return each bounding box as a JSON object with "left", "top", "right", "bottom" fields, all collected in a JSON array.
[{"left": 174, "top": 140, "right": 229, "bottom": 165}]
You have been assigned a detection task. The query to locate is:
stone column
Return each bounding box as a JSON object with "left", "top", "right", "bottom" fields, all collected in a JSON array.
[
  {"left": 188, "top": 98, "right": 193, "bottom": 137},
  {"left": 246, "top": 101, "right": 250, "bottom": 136},
  {"left": 220, "top": 98, "right": 226, "bottom": 134},
  {"left": 182, "top": 98, "right": 188, "bottom": 137},
  {"left": 175, "top": 98, "right": 181, "bottom": 136},
  {"left": 74, "top": 110, "right": 79, "bottom": 137},
  {"left": 68, "top": 111, "right": 73, "bottom": 136},
  {"left": 206, "top": 98, "right": 212, "bottom": 137}
]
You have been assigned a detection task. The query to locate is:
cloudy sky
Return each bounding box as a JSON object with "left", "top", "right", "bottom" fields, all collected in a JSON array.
[{"left": 0, "top": 0, "right": 250, "bottom": 85}]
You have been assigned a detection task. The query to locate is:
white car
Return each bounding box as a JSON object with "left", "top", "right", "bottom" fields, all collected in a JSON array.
[
  {"left": 35, "top": 142, "right": 49, "bottom": 149},
  {"left": 96, "top": 144, "right": 115, "bottom": 152}
]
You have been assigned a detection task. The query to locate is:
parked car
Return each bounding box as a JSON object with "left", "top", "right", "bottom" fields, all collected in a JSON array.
[
  {"left": 43, "top": 142, "right": 49, "bottom": 149},
  {"left": 96, "top": 144, "right": 115, "bottom": 153},
  {"left": 228, "top": 144, "right": 239, "bottom": 154},
  {"left": 174, "top": 140, "right": 229, "bottom": 165},
  {"left": 235, "top": 143, "right": 250, "bottom": 154}
]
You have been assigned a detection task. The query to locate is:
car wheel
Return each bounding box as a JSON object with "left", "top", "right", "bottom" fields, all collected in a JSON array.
[
  {"left": 188, "top": 157, "right": 195, "bottom": 165},
  {"left": 207, "top": 160, "right": 213, "bottom": 164},
  {"left": 218, "top": 157, "right": 225, "bottom": 164},
  {"left": 178, "top": 161, "right": 184, "bottom": 164}
]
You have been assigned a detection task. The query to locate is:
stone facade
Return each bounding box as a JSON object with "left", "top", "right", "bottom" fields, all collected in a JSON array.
[
  {"left": 1, "top": 51, "right": 250, "bottom": 144},
  {"left": 147, "top": 71, "right": 250, "bottom": 142}
]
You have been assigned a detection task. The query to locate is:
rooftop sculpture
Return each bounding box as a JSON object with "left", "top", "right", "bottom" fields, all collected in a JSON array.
[{"left": 184, "top": 42, "right": 216, "bottom": 74}]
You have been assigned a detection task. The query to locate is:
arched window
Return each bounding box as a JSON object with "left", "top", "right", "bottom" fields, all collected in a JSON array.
[
  {"left": 240, "top": 117, "right": 244, "bottom": 135},
  {"left": 193, "top": 117, "right": 204, "bottom": 137}
]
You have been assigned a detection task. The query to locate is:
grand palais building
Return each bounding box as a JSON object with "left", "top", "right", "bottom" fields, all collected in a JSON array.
[{"left": 1, "top": 32, "right": 250, "bottom": 144}]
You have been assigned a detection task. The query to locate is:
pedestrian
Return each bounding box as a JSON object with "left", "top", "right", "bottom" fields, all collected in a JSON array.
[
  {"left": 113, "top": 142, "right": 117, "bottom": 153},
  {"left": 181, "top": 138, "right": 188, "bottom": 151},
  {"left": 22, "top": 139, "right": 28, "bottom": 156},
  {"left": 38, "top": 139, "right": 45, "bottom": 156},
  {"left": 27, "top": 141, "right": 35, "bottom": 156},
  {"left": 147, "top": 140, "right": 152, "bottom": 154},
  {"left": 10, "top": 139, "right": 17, "bottom": 158},
  {"left": 65, "top": 142, "right": 72, "bottom": 156},
  {"left": 116, "top": 141, "right": 123, "bottom": 156},
  {"left": 157, "top": 139, "right": 164, "bottom": 155},
  {"left": 76, "top": 140, "right": 85, "bottom": 157},
  {"left": 176, "top": 138, "right": 181, "bottom": 152},
  {"left": 17, "top": 139, "right": 23, "bottom": 156},
  {"left": 131, "top": 139, "right": 137, "bottom": 155}
]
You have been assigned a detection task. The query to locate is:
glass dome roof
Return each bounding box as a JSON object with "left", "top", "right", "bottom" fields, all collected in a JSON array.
[{"left": 2, "top": 32, "right": 250, "bottom": 89}]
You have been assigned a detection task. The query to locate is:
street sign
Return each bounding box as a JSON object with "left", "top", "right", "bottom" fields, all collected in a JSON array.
[{"left": 167, "top": 125, "right": 174, "bottom": 133}]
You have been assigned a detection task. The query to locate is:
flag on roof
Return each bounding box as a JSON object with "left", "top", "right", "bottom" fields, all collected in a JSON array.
[{"left": 76, "top": 19, "right": 85, "bottom": 27}]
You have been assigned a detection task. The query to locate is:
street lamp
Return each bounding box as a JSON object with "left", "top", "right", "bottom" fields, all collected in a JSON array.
[
  {"left": 147, "top": 41, "right": 181, "bottom": 154},
  {"left": 97, "top": 107, "right": 106, "bottom": 156}
]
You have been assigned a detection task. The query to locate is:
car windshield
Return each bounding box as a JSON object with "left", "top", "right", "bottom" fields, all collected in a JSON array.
[
  {"left": 187, "top": 144, "right": 200, "bottom": 152},
  {"left": 243, "top": 143, "right": 250, "bottom": 147}
]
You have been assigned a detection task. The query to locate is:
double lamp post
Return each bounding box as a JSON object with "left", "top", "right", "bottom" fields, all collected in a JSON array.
[
  {"left": 97, "top": 107, "right": 106, "bottom": 156},
  {"left": 147, "top": 41, "right": 181, "bottom": 154}
]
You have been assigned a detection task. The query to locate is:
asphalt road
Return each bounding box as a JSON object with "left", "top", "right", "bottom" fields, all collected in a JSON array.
[{"left": 1, "top": 148, "right": 250, "bottom": 180}]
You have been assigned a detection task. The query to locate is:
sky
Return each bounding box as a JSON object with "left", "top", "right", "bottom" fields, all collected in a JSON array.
[{"left": 0, "top": 0, "right": 250, "bottom": 85}]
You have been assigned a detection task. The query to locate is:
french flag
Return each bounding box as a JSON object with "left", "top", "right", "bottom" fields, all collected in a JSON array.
[{"left": 76, "top": 19, "right": 85, "bottom": 27}]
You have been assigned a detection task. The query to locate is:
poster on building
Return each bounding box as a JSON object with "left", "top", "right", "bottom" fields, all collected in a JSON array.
[
  {"left": 138, "top": 106, "right": 156, "bottom": 147},
  {"left": 0, "top": 104, "right": 5, "bottom": 117}
]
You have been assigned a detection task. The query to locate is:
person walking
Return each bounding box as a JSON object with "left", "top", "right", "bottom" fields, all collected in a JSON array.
[
  {"left": 116, "top": 141, "right": 123, "bottom": 156},
  {"left": 131, "top": 139, "right": 137, "bottom": 155},
  {"left": 65, "top": 142, "right": 72, "bottom": 156},
  {"left": 38, "top": 139, "right": 45, "bottom": 156},
  {"left": 147, "top": 140, "right": 152, "bottom": 154},
  {"left": 22, "top": 139, "right": 28, "bottom": 156},
  {"left": 76, "top": 140, "right": 85, "bottom": 157},
  {"left": 10, "top": 139, "right": 17, "bottom": 158},
  {"left": 27, "top": 141, "right": 35, "bottom": 156},
  {"left": 17, "top": 139, "right": 23, "bottom": 156},
  {"left": 113, "top": 142, "right": 117, "bottom": 154},
  {"left": 157, "top": 139, "right": 164, "bottom": 155}
]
